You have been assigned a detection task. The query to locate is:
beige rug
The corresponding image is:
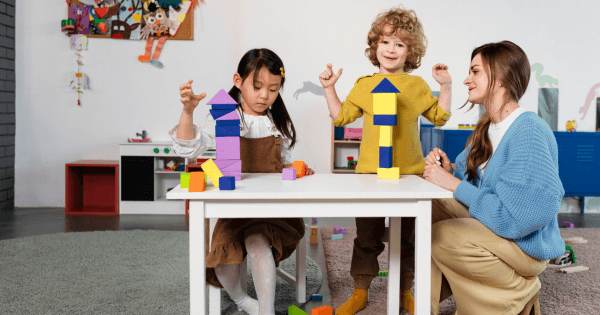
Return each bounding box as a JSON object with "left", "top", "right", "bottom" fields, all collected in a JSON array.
[{"left": 322, "top": 226, "right": 598, "bottom": 315}]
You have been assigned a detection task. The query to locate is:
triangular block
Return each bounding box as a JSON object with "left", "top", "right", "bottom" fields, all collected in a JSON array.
[
  {"left": 207, "top": 89, "right": 238, "bottom": 105},
  {"left": 216, "top": 110, "right": 241, "bottom": 121},
  {"left": 210, "top": 109, "right": 235, "bottom": 120},
  {"left": 371, "top": 78, "right": 400, "bottom": 93}
]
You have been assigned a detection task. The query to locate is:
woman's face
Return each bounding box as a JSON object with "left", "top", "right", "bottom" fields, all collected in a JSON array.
[
  {"left": 234, "top": 67, "right": 281, "bottom": 116},
  {"left": 464, "top": 53, "right": 489, "bottom": 104}
]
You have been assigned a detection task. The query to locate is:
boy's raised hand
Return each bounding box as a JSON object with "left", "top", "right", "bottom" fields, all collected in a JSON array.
[
  {"left": 432, "top": 63, "right": 452, "bottom": 85},
  {"left": 425, "top": 147, "right": 452, "bottom": 174},
  {"left": 319, "top": 64, "right": 343, "bottom": 89},
  {"left": 179, "top": 79, "right": 207, "bottom": 114}
]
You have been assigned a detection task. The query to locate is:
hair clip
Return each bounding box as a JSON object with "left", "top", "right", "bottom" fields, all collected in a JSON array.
[{"left": 280, "top": 67, "right": 285, "bottom": 78}]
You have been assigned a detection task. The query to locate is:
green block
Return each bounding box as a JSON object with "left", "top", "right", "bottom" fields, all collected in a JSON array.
[
  {"left": 180, "top": 172, "right": 191, "bottom": 189},
  {"left": 288, "top": 304, "right": 308, "bottom": 315}
]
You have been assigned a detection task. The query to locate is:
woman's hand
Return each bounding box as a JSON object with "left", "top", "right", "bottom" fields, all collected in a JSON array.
[
  {"left": 423, "top": 163, "right": 461, "bottom": 192},
  {"left": 179, "top": 79, "right": 206, "bottom": 114},
  {"left": 425, "top": 147, "right": 452, "bottom": 173}
]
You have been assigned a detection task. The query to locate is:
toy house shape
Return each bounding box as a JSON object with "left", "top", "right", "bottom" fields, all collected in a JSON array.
[
  {"left": 371, "top": 78, "right": 401, "bottom": 179},
  {"left": 207, "top": 89, "right": 242, "bottom": 181}
]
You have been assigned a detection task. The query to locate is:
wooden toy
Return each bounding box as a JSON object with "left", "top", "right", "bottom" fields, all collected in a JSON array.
[
  {"left": 214, "top": 160, "right": 241, "bottom": 181},
  {"left": 379, "top": 125, "right": 393, "bottom": 146},
  {"left": 216, "top": 137, "right": 240, "bottom": 160},
  {"left": 341, "top": 228, "right": 346, "bottom": 234},
  {"left": 311, "top": 218, "right": 317, "bottom": 222},
  {"left": 560, "top": 265, "right": 589, "bottom": 273},
  {"left": 343, "top": 128, "right": 363, "bottom": 140},
  {"left": 282, "top": 168, "right": 297, "bottom": 180},
  {"left": 311, "top": 305, "right": 333, "bottom": 315},
  {"left": 334, "top": 126, "right": 344, "bottom": 140},
  {"left": 310, "top": 226, "right": 318, "bottom": 244},
  {"left": 219, "top": 176, "right": 235, "bottom": 190},
  {"left": 216, "top": 119, "right": 240, "bottom": 126},
  {"left": 311, "top": 294, "right": 323, "bottom": 301},
  {"left": 379, "top": 146, "right": 393, "bottom": 168},
  {"left": 372, "top": 78, "right": 401, "bottom": 179},
  {"left": 373, "top": 114, "right": 397, "bottom": 126},
  {"left": 563, "top": 221, "right": 574, "bottom": 228},
  {"left": 188, "top": 171, "right": 206, "bottom": 192},
  {"left": 180, "top": 172, "right": 190, "bottom": 189},
  {"left": 330, "top": 234, "right": 343, "bottom": 240},
  {"left": 378, "top": 270, "right": 388, "bottom": 276},
  {"left": 377, "top": 167, "right": 400, "bottom": 179},
  {"left": 563, "top": 237, "right": 588, "bottom": 244},
  {"left": 333, "top": 227, "right": 341, "bottom": 234},
  {"left": 209, "top": 109, "right": 236, "bottom": 120},
  {"left": 292, "top": 161, "right": 306, "bottom": 178},
  {"left": 201, "top": 159, "right": 223, "bottom": 188},
  {"left": 215, "top": 125, "right": 241, "bottom": 137},
  {"left": 288, "top": 305, "right": 308, "bottom": 315}
]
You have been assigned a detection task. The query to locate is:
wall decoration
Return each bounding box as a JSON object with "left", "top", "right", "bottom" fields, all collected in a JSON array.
[
  {"left": 533, "top": 63, "right": 559, "bottom": 131},
  {"left": 69, "top": 53, "right": 89, "bottom": 106},
  {"left": 579, "top": 83, "right": 600, "bottom": 120},
  {"left": 531, "top": 63, "right": 558, "bottom": 87}
]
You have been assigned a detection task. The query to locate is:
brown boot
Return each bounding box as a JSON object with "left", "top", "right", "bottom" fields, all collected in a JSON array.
[{"left": 336, "top": 289, "right": 368, "bottom": 315}]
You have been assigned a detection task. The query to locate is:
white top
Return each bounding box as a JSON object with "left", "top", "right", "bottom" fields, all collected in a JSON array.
[
  {"left": 480, "top": 107, "right": 527, "bottom": 176},
  {"left": 169, "top": 108, "right": 293, "bottom": 165}
]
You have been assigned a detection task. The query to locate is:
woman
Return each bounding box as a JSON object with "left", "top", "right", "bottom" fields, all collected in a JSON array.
[{"left": 420, "top": 41, "right": 565, "bottom": 315}]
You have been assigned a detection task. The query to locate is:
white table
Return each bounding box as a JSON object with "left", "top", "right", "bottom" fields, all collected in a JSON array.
[{"left": 166, "top": 173, "right": 453, "bottom": 315}]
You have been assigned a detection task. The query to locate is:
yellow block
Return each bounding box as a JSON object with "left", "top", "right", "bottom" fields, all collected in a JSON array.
[
  {"left": 200, "top": 159, "right": 223, "bottom": 188},
  {"left": 377, "top": 167, "right": 400, "bottom": 179},
  {"left": 373, "top": 93, "right": 397, "bottom": 115},
  {"left": 379, "top": 126, "right": 393, "bottom": 146}
]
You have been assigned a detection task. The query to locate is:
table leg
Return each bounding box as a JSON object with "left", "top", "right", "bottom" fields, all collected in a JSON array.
[
  {"left": 189, "top": 201, "right": 205, "bottom": 315},
  {"left": 387, "top": 217, "right": 401, "bottom": 315},
  {"left": 296, "top": 225, "right": 307, "bottom": 303},
  {"left": 208, "top": 218, "right": 221, "bottom": 314},
  {"left": 415, "top": 200, "right": 432, "bottom": 315}
]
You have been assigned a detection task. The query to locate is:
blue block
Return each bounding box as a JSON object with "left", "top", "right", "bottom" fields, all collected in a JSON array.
[
  {"left": 311, "top": 294, "right": 323, "bottom": 301},
  {"left": 216, "top": 125, "right": 240, "bottom": 137},
  {"left": 334, "top": 126, "right": 344, "bottom": 140},
  {"left": 209, "top": 109, "right": 235, "bottom": 120},
  {"left": 371, "top": 78, "right": 401, "bottom": 93},
  {"left": 379, "top": 146, "right": 393, "bottom": 168},
  {"left": 211, "top": 104, "right": 237, "bottom": 110},
  {"left": 373, "top": 115, "right": 397, "bottom": 126},
  {"left": 219, "top": 176, "right": 236, "bottom": 190},
  {"left": 216, "top": 119, "right": 241, "bottom": 126}
]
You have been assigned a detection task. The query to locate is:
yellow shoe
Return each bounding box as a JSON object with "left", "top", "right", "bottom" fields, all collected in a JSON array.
[
  {"left": 335, "top": 288, "right": 368, "bottom": 315},
  {"left": 401, "top": 290, "right": 414, "bottom": 314}
]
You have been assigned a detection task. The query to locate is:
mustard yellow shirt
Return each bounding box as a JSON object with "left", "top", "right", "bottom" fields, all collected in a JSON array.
[{"left": 333, "top": 73, "right": 451, "bottom": 174}]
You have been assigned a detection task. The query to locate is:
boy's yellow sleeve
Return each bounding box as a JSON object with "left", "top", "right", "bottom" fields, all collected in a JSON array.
[
  {"left": 332, "top": 83, "right": 365, "bottom": 127},
  {"left": 418, "top": 79, "right": 451, "bottom": 126}
]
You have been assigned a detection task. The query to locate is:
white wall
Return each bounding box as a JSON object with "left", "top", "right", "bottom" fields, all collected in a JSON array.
[{"left": 15, "top": 0, "right": 600, "bottom": 207}]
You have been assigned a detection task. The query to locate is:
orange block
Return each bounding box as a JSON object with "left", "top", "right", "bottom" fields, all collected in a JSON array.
[
  {"left": 189, "top": 171, "right": 206, "bottom": 192},
  {"left": 293, "top": 161, "right": 306, "bottom": 178},
  {"left": 311, "top": 305, "right": 333, "bottom": 315}
]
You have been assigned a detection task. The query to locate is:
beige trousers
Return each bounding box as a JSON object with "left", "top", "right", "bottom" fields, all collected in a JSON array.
[{"left": 424, "top": 199, "right": 547, "bottom": 315}]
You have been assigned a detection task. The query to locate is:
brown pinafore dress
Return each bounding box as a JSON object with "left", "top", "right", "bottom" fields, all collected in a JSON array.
[{"left": 204, "top": 134, "right": 306, "bottom": 288}]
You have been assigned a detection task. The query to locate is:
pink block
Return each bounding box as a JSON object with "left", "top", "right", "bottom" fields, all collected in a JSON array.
[
  {"left": 344, "top": 128, "right": 363, "bottom": 139},
  {"left": 216, "top": 137, "right": 240, "bottom": 160},
  {"left": 333, "top": 227, "right": 341, "bottom": 234},
  {"left": 216, "top": 110, "right": 241, "bottom": 121},
  {"left": 282, "top": 168, "right": 296, "bottom": 180},
  {"left": 215, "top": 160, "right": 241, "bottom": 172},
  {"left": 207, "top": 89, "right": 238, "bottom": 105}
]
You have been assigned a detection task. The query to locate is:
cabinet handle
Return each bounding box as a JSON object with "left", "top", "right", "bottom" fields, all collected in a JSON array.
[
  {"left": 154, "top": 148, "right": 159, "bottom": 154},
  {"left": 164, "top": 148, "right": 170, "bottom": 154}
]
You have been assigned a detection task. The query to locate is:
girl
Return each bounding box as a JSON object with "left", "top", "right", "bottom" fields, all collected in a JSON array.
[
  {"left": 422, "top": 41, "right": 565, "bottom": 315},
  {"left": 169, "top": 48, "right": 314, "bottom": 315}
]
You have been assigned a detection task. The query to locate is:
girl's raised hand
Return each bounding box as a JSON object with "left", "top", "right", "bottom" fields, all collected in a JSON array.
[
  {"left": 179, "top": 79, "right": 206, "bottom": 114},
  {"left": 432, "top": 63, "right": 452, "bottom": 85},
  {"left": 425, "top": 147, "right": 452, "bottom": 174},
  {"left": 319, "top": 64, "right": 343, "bottom": 89}
]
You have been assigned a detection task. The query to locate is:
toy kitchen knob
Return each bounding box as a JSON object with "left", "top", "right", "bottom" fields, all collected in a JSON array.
[
  {"left": 154, "top": 148, "right": 159, "bottom": 153},
  {"left": 164, "top": 148, "right": 170, "bottom": 154}
]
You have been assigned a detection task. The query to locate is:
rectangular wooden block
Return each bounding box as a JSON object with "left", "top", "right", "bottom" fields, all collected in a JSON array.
[
  {"left": 373, "top": 114, "right": 397, "bottom": 126},
  {"left": 282, "top": 168, "right": 297, "bottom": 180},
  {"left": 379, "top": 146, "right": 393, "bottom": 168},
  {"left": 293, "top": 161, "right": 306, "bottom": 178},
  {"left": 379, "top": 125, "right": 393, "bottom": 146},
  {"left": 330, "top": 234, "right": 343, "bottom": 240},
  {"left": 216, "top": 119, "right": 241, "bottom": 126},
  {"left": 311, "top": 305, "right": 333, "bottom": 315},
  {"left": 219, "top": 176, "right": 235, "bottom": 190},
  {"left": 216, "top": 137, "right": 240, "bottom": 160},
  {"left": 200, "top": 159, "right": 223, "bottom": 188},
  {"left": 310, "top": 226, "right": 318, "bottom": 244},
  {"left": 188, "top": 171, "right": 205, "bottom": 192},
  {"left": 289, "top": 305, "right": 308, "bottom": 315},
  {"left": 180, "top": 172, "right": 190, "bottom": 189},
  {"left": 211, "top": 104, "right": 236, "bottom": 110},
  {"left": 373, "top": 93, "right": 397, "bottom": 115},
  {"left": 560, "top": 266, "right": 589, "bottom": 273},
  {"left": 215, "top": 125, "right": 241, "bottom": 137},
  {"left": 377, "top": 167, "right": 400, "bottom": 179}
]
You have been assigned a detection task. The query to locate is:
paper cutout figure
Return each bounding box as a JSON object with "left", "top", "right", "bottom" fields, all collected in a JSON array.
[
  {"left": 69, "top": 5, "right": 91, "bottom": 34},
  {"left": 111, "top": 0, "right": 143, "bottom": 39},
  {"left": 138, "top": 7, "right": 177, "bottom": 68},
  {"left": 69, "top": 71, "right": 90, "bottom": 90},
  {"left": 579, "top": 83, "right": 600, "bottom": 120},
  {"left": 70, "top": 34, "right": 88, "bottom": 50},
  {"left": 531, "top": 63, "right": 558, "bottom": 87}
]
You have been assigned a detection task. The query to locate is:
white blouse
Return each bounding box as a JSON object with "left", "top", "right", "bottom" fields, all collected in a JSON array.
[{"left": 169, "top": 108, "right": 293, "bottom": 166}]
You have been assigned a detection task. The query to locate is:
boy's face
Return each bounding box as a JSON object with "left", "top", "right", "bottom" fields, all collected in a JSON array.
[
  {"left": 376, "top": 25, "right": 409, "bottom": 74},
  {"left": 234, "top": 67, "right": 281, "bottom": 116}
]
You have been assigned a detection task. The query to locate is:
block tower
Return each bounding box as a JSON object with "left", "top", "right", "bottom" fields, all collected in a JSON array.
[
  {"left": 207, "top": 89, "right": 242, "bottom": 181},
  {"left": 371, "top": 78, "right": 401, "bottom": 179}
]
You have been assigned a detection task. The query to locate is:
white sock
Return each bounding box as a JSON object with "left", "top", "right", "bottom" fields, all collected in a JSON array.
[
  {"left": 214, "top": 263, "right": 259, "bottom": 315},
  {"left": 245, "top": 233, "right": 277, "bottom": 315}
]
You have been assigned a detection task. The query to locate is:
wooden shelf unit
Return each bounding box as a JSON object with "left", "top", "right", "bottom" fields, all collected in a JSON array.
[
  {"left": 331, "top": 125, "right": 361, "bottom": 173},
  {"left": 65, "top": 160, "right": 119, "bottom": 215}
]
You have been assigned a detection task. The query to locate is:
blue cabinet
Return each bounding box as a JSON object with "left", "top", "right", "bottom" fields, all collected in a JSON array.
[{"left": 443, "top": 130, "right": 473, "bottom": 164}]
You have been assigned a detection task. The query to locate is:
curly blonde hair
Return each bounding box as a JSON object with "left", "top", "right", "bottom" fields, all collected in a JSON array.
[{"left": 365, "top": 6, "right": 427, "bottom": 72}]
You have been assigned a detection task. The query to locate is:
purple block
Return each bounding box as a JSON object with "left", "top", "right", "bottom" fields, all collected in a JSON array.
[
  {"left": 207, "top": 89, "right": 238, "bottom": 105},
  {"left": 215, "top": 160, "right": 242, "bottom": 172},
  {"left": 341, "top": 228, "right": 346, "bottom": 234},
  {"left": 216, "top": 110, "right": 241, "bottom": 121},
  {"left": 563, "top": 221, "right": 574, "bottom": 228},
  {"left": 333, "top": 227, "right": 341, "bottom": 234},
  {"left": 216, "top": 137, "right": 240, "bottom": 160},
  {"left": 282, "top": 168, "right": 297, "bottom": 180},
  {"left": 312, "top": 218, "right": 317, "bottom": 222}
]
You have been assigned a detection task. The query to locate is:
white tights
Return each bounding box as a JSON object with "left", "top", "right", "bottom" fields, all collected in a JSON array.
[{"left": 214, "top": 233, "right": 276, "bottom": 315}]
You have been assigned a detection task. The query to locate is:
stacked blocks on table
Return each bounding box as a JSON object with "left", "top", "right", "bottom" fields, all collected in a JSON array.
[
  {"left": 371, "top": 78, "right": 401, "bottom": 179},
  {"left": 330, "top": 234, "right": 343, "bottom": 240},
  {"left": 293, "top": 161, "right": 306, "bottom": 178},
  {"left": 188, "top": 171, "right": 206, "bottom": 192},
  {"left": 200, "top": 159, "right": 223, "bottom": 188},
  {"left": 219, "top": 176, "right": 235, "bottom": 190},
  {"left": 311, "top": 305, "right": 333, "bottom": 315},
  {"left": 208, "top": 89, "right": 242, "bottom": 182},
  {"left": 288, "top": 305, "right": 308, "bottom": 315},
  {"left": 283, "top": 168, "right": 297, "bottom": 180}
]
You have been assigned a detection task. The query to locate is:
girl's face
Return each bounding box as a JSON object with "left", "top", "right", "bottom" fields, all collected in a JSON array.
[
  {"left": 234, "top": 67, "right": 281, "bottom": 116},
  {"left": 464, "top": 53, "right": 490, "bottom": 104},
  {"left": 376, "top": 25, "right": 409, "bottom": 74}
]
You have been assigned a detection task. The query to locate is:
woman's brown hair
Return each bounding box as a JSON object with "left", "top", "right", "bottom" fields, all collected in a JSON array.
[{"left": 461, "top": 41, "right": 531, "bottom": 181}]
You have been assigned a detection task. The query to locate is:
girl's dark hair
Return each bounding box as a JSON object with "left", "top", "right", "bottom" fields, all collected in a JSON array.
[
  {"left": 460, "top": 40, "right": 530, "bottom": 181},
  {"left": 228, "top": 48, "right": 297, "bottom": 149}
]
